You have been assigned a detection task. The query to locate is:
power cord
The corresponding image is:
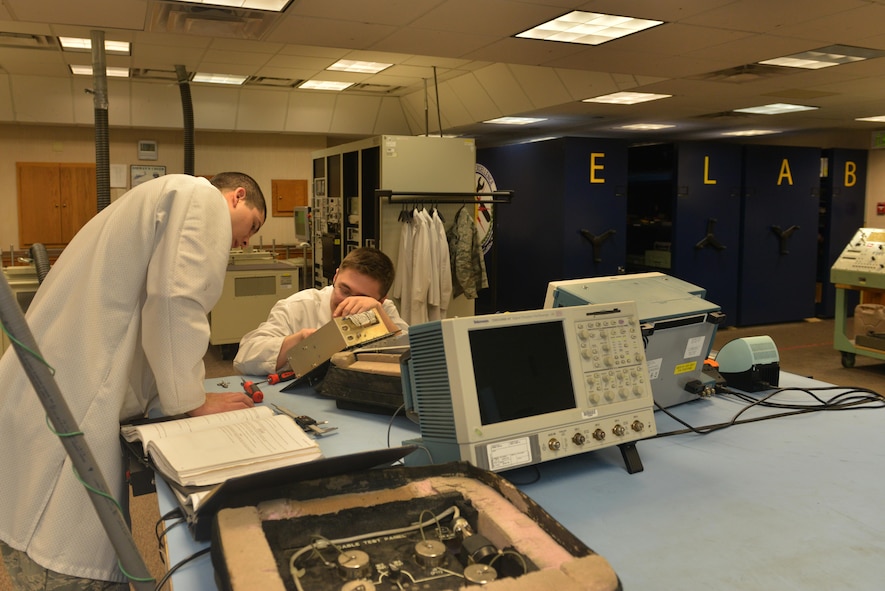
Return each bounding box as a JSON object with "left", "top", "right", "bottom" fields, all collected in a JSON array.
[
  {"left": 152, "top": 547, "right": 211, "bottom": 591},
  {"left": 653, "top": 384, "right": 885, "bottom": 438}
]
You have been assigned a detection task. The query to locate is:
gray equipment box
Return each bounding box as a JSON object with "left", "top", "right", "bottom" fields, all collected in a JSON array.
[{"left": 544, "top": 272, "right": 725, "bottom": 408}]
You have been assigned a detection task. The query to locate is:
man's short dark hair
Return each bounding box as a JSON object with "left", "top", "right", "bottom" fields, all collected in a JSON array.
[
  {"left": 210, "top": 172, "right": 267, "bottom": 216},
  {"left": 340, "top": 247, "right": 396, "bottom": 297}
]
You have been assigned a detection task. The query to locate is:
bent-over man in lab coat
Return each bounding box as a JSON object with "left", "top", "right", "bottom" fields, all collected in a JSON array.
[{"left": 0, "top": 172, "right": 266, "bottom": 589}]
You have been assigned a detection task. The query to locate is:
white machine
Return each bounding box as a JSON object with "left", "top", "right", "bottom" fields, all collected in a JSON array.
[
  {"left": 0, "top": 265, "right": 40, "bottom": 354},
  {"left": 209, "top": 250, "right": 302, "bottom": 346},
  {"left": 830, "top": 227, "right": 885, "bottom": 367},
  {"left": 544, "top": 272, "right": 725, "bottom": 408}
]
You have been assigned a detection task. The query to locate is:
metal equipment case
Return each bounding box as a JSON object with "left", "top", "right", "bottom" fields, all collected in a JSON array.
[
  {"left": 545, "top": 272, "right": 725, "bottom": 408},
  {"left": 208, "top": 251, "right": 301, "bottom": 346},
  {"left": 830, "top": 227, "right": 885, "bottom": 367},
  {"left": 211, "top": 462, "right": 622, "bottom": 591}
]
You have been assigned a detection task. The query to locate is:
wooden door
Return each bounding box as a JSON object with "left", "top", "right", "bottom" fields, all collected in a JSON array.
[
  {"left": 271, "top": 179, "right": 308, "bottom": 217},
  {"left": 17, "top": 162, "right": 97, "bottom": 247},
  {"left": 17, "top": 162, "right": 62, "bottom": 246},
  {"left": 59, "top": 164, "right": 97, "bottom": 242}
]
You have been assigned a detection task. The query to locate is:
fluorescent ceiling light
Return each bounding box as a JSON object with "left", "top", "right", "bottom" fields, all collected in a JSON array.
[
  {"left": 619, "top": 123, "right": 675, "bottom": 130},
  {"left": 59, "top": 37, "right": 130, "bottom": 54},
  {"left": 734, "top": 103, "right": 818, "bottom": 115},
  {"left": 759, "top": 45, "right": 884, "bottom": 70},
  {"left": 856, "top": 116, "right": 885, "bottom": 122},
  {"left": 327, "top": 59, "right": 392, "bottom": 74},
  {"left": 721, "top": 129, "right": 780, "bottom": 137},
  {"left": 171, "top": 0, "right": 291, "bottom": 11},
  {"left": 516, "top": 11, "right": 663, "bottom": 46},
  {"left": 583, "top": 92, "right": 671, "bottom": 105},
  {"left": 299, "top": 80, "right": 354, "bottom": 91},
  {"left": 70, "top": 65, "right": 130, "bottom": 77},
  {"left": 483, "top": 117, "right": 547, "bottom": 125},
  {"left": 760, "top": 55, "right": 861, "bottom": 69},
  {"left": 192, "top": 72, "right": 248, "bottom": 85}
]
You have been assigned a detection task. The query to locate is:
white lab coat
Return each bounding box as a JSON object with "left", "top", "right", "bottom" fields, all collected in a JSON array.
[
  {"left": 0, "top": 174, "right": 231, "bottom": 582},
  {"left": 233, "top": 286, "right": 409, "bottom": 377},
  {"left": 392, "top": 207, "right": 454, "bottom": 325}
]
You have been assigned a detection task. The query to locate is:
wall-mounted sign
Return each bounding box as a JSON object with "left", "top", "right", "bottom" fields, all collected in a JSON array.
[{"left": 131, "top": 165, "right": 166, "bottom": 187}]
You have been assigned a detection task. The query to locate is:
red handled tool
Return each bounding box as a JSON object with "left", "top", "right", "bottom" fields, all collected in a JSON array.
[
  {"left": 241, "top": 379, "right": 265, "bottom": 403},
  {"left": 267, "top": 370, "right": 296, "bottom": 385}
]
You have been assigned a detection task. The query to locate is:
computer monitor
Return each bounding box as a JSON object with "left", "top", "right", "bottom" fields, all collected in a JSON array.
[
  {"left": 293, "top": 206, "right": 310, "bottom": 245},
  {"left": 401, "top": 303, "right": 657, "bottom": 473}
]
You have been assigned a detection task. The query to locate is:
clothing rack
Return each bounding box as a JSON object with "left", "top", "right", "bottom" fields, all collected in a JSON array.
[
  {"left": 375, "top": 189, "right": 514, "bottom": 204},
  {"left": 375, "top": 189, "right": 514, "bottom": 315}
]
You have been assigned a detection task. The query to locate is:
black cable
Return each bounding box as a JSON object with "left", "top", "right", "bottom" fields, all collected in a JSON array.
[
  {"left": 153, "top": 546, "right": 210, "bottom": 591},
  {"left": 386, "top": 403, "right": 405, "bottom": 449},
  {"left": 653, "top": 385, "right": 885, "bottom": 438},
  {"left": 157, "top": 518, "right": 186, "bottom": 547},
  {"left": 154, "top": 508, "right": 184, "bottom": 565}
]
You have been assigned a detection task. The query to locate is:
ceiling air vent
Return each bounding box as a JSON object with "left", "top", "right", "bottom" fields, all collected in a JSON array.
[
  {"left": 131, "top": 68, "right": 181, "bottom": 81},
  {"left": 245, "top": 76, "right": 302, "bottom": 88},
  {"left": 346, "top": 83, "right": 403, "bottom": 94},
  {"left": 149, "top": 2, "right": 279, "bottom": 40},
  {"left": 694, "top": 111, "right": 755, "bottom": 120},
  {"left": 0, "top": 32, "right": 56, "bottom": 50},
  {"left": 689, "top": 64, "right": 793, "bottom": 83}
]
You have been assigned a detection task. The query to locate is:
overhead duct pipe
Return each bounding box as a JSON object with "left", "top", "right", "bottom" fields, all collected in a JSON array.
[
  {"left": 90, "top": 30, "right": 111, "bottom": 211},
  {"left": 175, "top": 65, "right": 195, "bottom": 176}
]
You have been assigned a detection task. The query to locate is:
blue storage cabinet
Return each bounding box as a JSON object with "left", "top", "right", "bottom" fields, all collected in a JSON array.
[
  {"left": 476, "top": 137, "right": 628, "bottom": 313},
  {"left": 627, "top": 142, "right": 742, "bottom": 326},
  {"left": 738, "top": 145, "right": 821, "bottom": 325},
  {"left": 817, "top": 148, "right": 867, "bottom": 318}
]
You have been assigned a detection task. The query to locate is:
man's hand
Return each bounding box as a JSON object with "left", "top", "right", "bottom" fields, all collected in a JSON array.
[
  {"left": 335, "top": 296, "right": 402, "bottom": 335},
  {"left": 276, "top": 327, "right": 318, "bottom": 370},
  {"left": 333, "top": 295, "right": 382, "bottom": 318},
  {"left": 187, "top": 391, "right": 255, "bottom": 416}
]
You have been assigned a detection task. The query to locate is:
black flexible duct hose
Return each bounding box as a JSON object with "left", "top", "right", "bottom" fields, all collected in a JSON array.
[
  {"left": 175, "top": 65, "right": 195, "bottom": 176},
  {"left": 28, "top": 243, "right": 51, "bottom": 284},
  {"left": 94, "top": 108, "right": 110, "bottom": 210},
  {"left": 91, "top": 30, "right": 110, "bottom": 211}
]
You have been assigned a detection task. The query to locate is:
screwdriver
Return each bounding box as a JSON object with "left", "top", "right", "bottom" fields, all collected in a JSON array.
[
  {"left": 241, "top": 379, "right": 265, "bottom": 403},
  {"left": 267, "top": 370, "right": 296, "bottom": 385}
]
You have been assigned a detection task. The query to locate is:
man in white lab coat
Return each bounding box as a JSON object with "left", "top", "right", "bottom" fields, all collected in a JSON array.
[{"left": 0, "top": 172, "right": 265, "bottom": 588}]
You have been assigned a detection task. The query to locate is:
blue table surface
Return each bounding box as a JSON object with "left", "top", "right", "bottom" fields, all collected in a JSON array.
[{"left": 156, "top": 373, "right": 885, "bottom": 590}]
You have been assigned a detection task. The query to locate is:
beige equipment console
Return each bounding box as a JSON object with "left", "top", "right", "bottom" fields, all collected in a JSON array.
[{"left": 1, "top": 265, "right": 40, "bottom": 354}]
